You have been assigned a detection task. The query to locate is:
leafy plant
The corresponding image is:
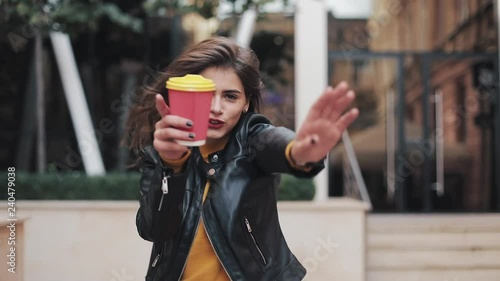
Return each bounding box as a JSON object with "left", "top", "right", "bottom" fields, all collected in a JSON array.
[
  {"left": 2, "top": 0, "right": 143, "bottom": 35},
  {"left": 0, "top": 172, "right": 315, "bottom": 201},
  {"left": 1, "top": 172, "right": 141, "bottom": 200},
  {"left": 278, "top": 174, "right": 316, "bottom": 201}
]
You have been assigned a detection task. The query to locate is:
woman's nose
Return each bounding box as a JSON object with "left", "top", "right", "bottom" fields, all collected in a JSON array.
[{"left": 210, "top": 96, "right": 223, "bottom": 115}]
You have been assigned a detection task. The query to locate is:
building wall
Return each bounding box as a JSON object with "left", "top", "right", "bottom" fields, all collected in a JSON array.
[{"left": 368, "top": 0, "right": 497, "bottom": 211}]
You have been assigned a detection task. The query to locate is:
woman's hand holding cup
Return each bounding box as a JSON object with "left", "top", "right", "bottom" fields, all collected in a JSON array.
[{"left": 153, "top": 94, "right": 193, "bottom": 160}]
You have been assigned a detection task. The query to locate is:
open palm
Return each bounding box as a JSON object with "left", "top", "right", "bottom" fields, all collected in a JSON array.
[{"left": 291, "top": 82, "right": 359, "bottom": 165}]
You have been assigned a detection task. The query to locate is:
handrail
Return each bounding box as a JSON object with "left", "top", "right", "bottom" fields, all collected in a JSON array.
[{"left": 341, "top": 131, "right": 372, "bottom": 210}]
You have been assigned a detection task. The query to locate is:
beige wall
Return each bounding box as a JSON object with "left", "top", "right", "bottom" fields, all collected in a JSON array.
[
  {"left": 5, "top": 199, "right": 369, "bottom": 281},
  {"left": 1, "top": 220, "right": 25, "bottom": 281},
  {"left": 12, "top": 201, "right": 151, "bottom": 281},
  {"left": 279, "top": 201, "right": 369, "bottom": 281}
]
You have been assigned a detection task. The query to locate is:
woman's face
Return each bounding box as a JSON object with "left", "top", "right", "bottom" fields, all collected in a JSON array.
[{"left": 200, "top": 66, "right": 249, "bottom": 145}]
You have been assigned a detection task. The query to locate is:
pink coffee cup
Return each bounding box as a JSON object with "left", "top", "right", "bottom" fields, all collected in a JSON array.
[{"left": 166, "top": 74, "right": 215, "bottom": 146}]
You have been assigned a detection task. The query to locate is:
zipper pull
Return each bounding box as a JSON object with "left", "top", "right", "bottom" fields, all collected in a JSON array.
[
  {"left": 161, "top": 172, "right": 169, "bottom": 194},
  {"left": 158, "top": 172, "right": 169, "bottom": 211},
  {"left": 152, "top": 253, "right": 160, "bottom": 267},
  {"left": 244, "top": 217, "right": 252, "bottom": 233}
]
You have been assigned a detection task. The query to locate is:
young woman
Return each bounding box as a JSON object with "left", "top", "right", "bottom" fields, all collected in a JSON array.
[{"left": 126, "top": 37, "right": 358, "bottom": 281}]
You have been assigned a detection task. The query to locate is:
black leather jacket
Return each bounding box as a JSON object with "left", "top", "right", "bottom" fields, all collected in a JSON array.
[{"left": 136, "top": 113, "right": 324, "bottom": 281}]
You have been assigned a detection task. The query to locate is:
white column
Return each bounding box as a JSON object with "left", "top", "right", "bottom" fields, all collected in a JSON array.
[
  {"left": 234, "top": 5, "right": 257, "bottom": 47},
  {"left": 295, "top": 0, "right": 328, "bottom": 201},
  {"left": 50, "top": 32, "right": 106, "bottom": 175}
]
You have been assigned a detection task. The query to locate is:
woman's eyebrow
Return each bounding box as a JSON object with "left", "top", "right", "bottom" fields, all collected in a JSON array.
[{"left": 222, "top": 89, "right": 243, "bottom": 94}]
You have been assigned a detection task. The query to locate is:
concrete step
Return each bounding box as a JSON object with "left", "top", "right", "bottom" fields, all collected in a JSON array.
[
  {"left": 367, "top": 249, "right": 500, "bottom": 270},
  {"left": 368, "top": 232, "right": 500, "bottom": 250},
  {"left": 366, "top": 214, "right": 500, "bottom": 281},
  {"left": 368, "top": 269, "right": 500, "bottom": 281},
  {"left": 367, "top": 214, "right": 500, "bottom": 233}
]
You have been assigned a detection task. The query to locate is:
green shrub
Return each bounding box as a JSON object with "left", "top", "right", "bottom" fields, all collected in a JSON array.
[
  {"left": 0, "top": 172, "right": 141, "bottom": 200},
  {"left": 0, "top": 172, "right": 315, "bottom": 201},
  {"left": 278, "top": 174, "right": 316, "bottom": 201}
]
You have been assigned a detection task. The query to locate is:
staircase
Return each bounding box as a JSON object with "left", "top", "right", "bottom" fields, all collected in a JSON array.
[{"left": 367, "top": 214, "right": 500, "bottom": 281}]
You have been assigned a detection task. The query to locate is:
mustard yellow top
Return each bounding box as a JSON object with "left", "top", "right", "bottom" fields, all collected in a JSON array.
[
  {"left": 162, "top": 140, "right": 230, "bottom": 281},
  {"left": 160, "top": 139, "right": 308, "bottom": 281}
]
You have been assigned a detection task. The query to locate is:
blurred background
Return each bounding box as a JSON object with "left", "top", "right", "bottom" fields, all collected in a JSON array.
[
  {"left": 2, "top": 0, "right": 498, "bottom": 213},
  {"left": 1, "top": 1, "right": 500, "bottom": 281}
]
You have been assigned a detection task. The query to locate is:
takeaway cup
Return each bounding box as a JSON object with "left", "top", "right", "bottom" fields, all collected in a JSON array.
[{"left": 166, "top": 74, "right": 215, "bottom": 146}]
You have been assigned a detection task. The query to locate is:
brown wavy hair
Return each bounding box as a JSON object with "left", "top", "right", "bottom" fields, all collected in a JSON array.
[{"left": 124, "top": 36, "right": 263, "bottom": 154}]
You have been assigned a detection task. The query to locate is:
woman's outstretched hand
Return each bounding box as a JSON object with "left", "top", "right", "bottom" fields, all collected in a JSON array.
[
  {"left": 291, "top": 82, "right": 359, "bottom": 165},
  {"left": 153, "top": 94, "right": 192, "bottom": 160}
]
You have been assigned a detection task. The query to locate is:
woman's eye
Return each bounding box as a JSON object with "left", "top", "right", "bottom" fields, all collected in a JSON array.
[{"left": 225, "top": 93, "right": 238, "bottom": 100}]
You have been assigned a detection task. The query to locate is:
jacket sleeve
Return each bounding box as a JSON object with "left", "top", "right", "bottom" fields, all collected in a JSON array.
[
  {"left": 136, "top": 145, "right": 187, "bottom": 242},
  {"left": 246, "top": 114, "right": 325, "bottom": 178}
]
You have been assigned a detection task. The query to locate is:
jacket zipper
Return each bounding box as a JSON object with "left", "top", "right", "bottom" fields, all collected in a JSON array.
[
  {"left": 203, "top": 211, "right": 234, "bottom": 281},
  {"left": 152, "top": 253, "right": 160, "bottom": 267},
  {"left": 176, "top": 164, "right": 231, "bottom": 280},
  {"left": 158, "top": 171, "right": 170, "bottom": 211},
  {"left": 244, "top": 217, "right": 267, "bottom": 265},
  {"left": 177, "top": 181, "right": 204, "bottom": 281},
  {"left": 150, "top": 245, "right": 163, "bottom": 280},
  {"left": 176, "top": 219, "right": 200, "bottom": 281}
]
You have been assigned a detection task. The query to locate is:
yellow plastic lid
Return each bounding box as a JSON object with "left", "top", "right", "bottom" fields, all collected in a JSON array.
[{"left": 166, "top": 74, "right": 215, "bottom": 92}]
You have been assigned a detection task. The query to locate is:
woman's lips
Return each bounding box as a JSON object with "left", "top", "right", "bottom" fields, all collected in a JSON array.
[{"left": 208, "top": 118, "right": 225, "bottom": 129}]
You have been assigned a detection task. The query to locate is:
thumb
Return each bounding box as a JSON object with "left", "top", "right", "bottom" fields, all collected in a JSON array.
[{"left": 155, "top": 94, "right": 170, "bottom": 117}]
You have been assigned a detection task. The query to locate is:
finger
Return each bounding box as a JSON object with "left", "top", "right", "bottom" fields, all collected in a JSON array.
[
  {"left": 334, "top": 108, "right": 359, "bottom": 133},
  {"left": 309, "top": 82, "right": 349, "bottom": 120},
  {"left": 155, "top": 115, "right": 193, "bottom": 130},
  {"left": 154, "top": 127, "right": 196, "bottom": 142},
  {"left": 153, "top": 139, "right": 190, "bottom": 154},
  {"left": 163, "top": 115, "right": 193, "bottom": 129},
  {"left": 308, "top": 87, "right": 333, "bottom": 120},
  {"left": 324, "top": 90, "right": 356, "bottom": 121},
  {"left": 155, "top": 94, "right": 170, "bottom": 117},
  {"left": 334, "top": 81, "right": 349, "bottom": 94}
]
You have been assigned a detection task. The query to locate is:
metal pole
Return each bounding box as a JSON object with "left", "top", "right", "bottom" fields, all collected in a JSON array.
[
  {"left": 422, "top": 55, "right": 432, "bottom": 212},
  {"left": 434, "top": 90, "right": 444, "bottom": 197},
  {"left": 342, "top": 131, "right": 372, "bottom": 209},
  {"left": 234, "top": 5, "right": 257, "bottom": 48},
  {"left": 50, "top": 32, "right": 106, "bottom": 175},
  {"left": 495, "top": 0, "right": 500, "bottom": 211},
  {"left": 386, "top": 90, "right": 396, "bottom": 200},
  {"left": 396, "top": 54, "right": 407, "bottom": 211},
  {"left": 35, "top": 30, "right": 46, "bottom": 173}
]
